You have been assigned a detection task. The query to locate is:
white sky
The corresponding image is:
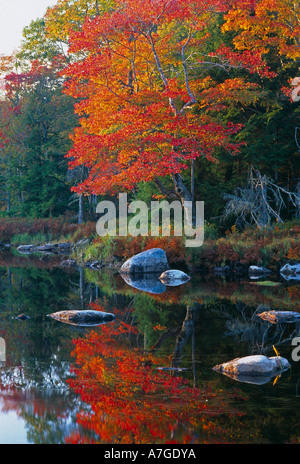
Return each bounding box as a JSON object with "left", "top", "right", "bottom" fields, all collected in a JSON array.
[{"left": 0, "top": 0, "right": 58, "bottom": 56}]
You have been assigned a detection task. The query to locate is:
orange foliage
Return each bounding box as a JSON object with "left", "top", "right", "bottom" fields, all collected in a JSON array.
[
  {"left": 286, "top": 241, "right": 300, "bottom": 260},
  {"left": 60, "top": 0, "right": 253, "bottom": 196},
  {"left": 66, "top": 303, "right": 245, "bottom": 444},
  {"left": 287, "top": 287, "right": 300, "bottom": 305},
  {"left": 95, "top": 234, "right": 187, "bottom": 263},
  {"left": 222, "top": 0, "right": 300, "bottom": 62}
]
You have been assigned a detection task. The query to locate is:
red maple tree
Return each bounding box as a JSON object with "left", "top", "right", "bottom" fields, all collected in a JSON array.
[{"left": 61, "top": 0, "right": 261, "bottom": 202}]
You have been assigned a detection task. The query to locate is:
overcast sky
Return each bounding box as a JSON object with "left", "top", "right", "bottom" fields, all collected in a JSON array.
[{"left": 0, "top": 0, "right": 58, "bottom": 56}]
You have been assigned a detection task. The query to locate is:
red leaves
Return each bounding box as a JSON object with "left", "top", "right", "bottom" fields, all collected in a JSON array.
[
  {"left": 211, "top": 45, "right": 277, "bottom": 78},
  {"left": 4, "top": 57, "right": 68, "bottom": 102},
  {"left": 66, "top": 302, "right": 244, "bottom": 443},
  {"left": 59, "top": 0, "right": 297, "bottom": 196},
  {"left": 62, "top": 0, "right": 250, "bottom": 196}
]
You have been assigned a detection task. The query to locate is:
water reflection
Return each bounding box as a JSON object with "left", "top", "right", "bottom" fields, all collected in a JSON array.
[
  {"left": 120, "top": 273, "right": 166, "bottom": 294},
  {"left": 0, "top": 253, "right": 299, "bottom": 443}
]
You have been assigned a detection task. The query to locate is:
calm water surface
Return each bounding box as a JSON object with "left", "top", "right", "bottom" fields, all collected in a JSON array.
[{"left": 0, "top": 252, "right": 299, "bottom": 444}]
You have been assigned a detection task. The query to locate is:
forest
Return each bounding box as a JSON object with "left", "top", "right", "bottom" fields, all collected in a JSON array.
[
  {"left": 0, "top": 0, "right": 299, "bottom": 259},
  {"left": 0, "top": 0, "right": 299, "bottom": 446}
]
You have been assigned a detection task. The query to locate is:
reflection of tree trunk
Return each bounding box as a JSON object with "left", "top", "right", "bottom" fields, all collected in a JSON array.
[
  {"left": 7, "top": 188, "right": 10, "bottom": 213},
  {"left": 171, "top": 304, "right": 195, "bottom": 368},
  {"left": 8, "top": 267, "right": 12, "bottom": 312},
  {"left": 144, "top": 330, "right": 148, "bottom": 352},
  {"left": 79, "top": 266, "right": 85, "bottom": 310},
  {"left": 192, "top": 315, "right": 196, "bottom": 387},
  {"left": 150, "top": 328, "right": 180, "bottom": 354}
]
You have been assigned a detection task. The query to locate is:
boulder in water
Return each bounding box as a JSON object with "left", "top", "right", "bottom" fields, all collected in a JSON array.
[
  {"left": 213, "top": 354, "right": 290, "bottom": 378},
  {"left": 47, "top": 309, "right": 115, "bottom": 327},
  {"left": 13, "top": 313, "right": 30, "bottom": 320},
  {"left": 120, "top": 248, "right": 169, "bottom": 275},
  {"left": 159, "top": 270, "right": 190, "bottom": 286},
  {"left": 257, "top": 310, "right": 300, "bottom": 324}
]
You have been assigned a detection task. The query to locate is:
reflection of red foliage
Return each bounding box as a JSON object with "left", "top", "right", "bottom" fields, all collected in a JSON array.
[{"left": 66, "top": 303, "right": 245, "bottom": 444}]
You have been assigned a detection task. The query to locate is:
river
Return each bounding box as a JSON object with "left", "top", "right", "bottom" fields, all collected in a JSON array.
[{"left": 0, "top": 251, "right": 299, "bottom": 444}]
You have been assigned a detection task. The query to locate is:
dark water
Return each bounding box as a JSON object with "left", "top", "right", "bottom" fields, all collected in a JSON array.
[{"left": 0, "top": 252, "right": 299, "bottom": 444}]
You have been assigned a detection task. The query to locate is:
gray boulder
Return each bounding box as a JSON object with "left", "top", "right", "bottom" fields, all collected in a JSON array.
[
  {"left": 47, "top": 309, "right": 115, "bottom": 327},
  {"left": 34, "top": 244, "right": 57, "bottom": 252},
  {"left": 257, "top": 310, "right": 300, "bottom": 324},
  {"left": 213, "top": 355, "right": 290, "bottom": 378},
  {"left": 159, "top": 270, "right": 190, "bottom": 286},
  {"left": 59, "top": 259, "right": 77, "bottom": 267},
  {"left": 120, "top": 248, "right": 170, "bottom": 275},
  {"left": 17, "top": 242, "right": 73, "bottom": 254}
]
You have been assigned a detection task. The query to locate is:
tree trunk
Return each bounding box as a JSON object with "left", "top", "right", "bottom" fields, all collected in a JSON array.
[
  {"left": 78, "top": 194, "right": 84, "bottom": 224},
  {"left": 172, "top": 173, "right": 196, "bottom": 226}
]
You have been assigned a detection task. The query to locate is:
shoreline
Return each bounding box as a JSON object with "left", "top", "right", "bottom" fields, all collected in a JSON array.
[{"left": 0, "top": 216, "right": 298, "bottom": 280}]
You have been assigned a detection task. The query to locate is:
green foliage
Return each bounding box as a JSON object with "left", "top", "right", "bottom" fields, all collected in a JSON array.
[
  {"left": 17, "top": 18, "right": 65, "bottom": 64},
  {"left": 0, "top": 63, "right": 78, "bottom": 218}
]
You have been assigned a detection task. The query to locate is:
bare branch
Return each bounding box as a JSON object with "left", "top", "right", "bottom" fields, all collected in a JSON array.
[{"left": 222, "top": 166, "right": 300, "bottom": 228}]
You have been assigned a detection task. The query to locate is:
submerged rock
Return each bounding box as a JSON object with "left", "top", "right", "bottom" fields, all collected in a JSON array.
[
  {"left": 17, "top": 243, "right": 73, "bottom": 255},
  {"left": 159, "top": 270, "right": 190, "bottom": 286},
  {"left": 213, "top": 265, "right": 231, "bottom": 276},
  {"left": 59, "top": 259, "right": 77, "bottom": 267},
  {"left": 47, "top": 309, "right": 116, "bottom": 327},
  {"left": 156, "top": 367, "right": 189, "bottom": 372},
  {"left": 0, "top": 243, "right": 10, "bottom": 250},
  {"left": 120, "top": 248, "right": 170, "bottom": 275},
  {"left": 213, "top": 355, "right": 290, "bottom": 380},
  {"left": 13, "top": 313, "right": 30, "bottom": 320},
  {"left": 257, "top": 310, "right": 300, "bottom": 324}
]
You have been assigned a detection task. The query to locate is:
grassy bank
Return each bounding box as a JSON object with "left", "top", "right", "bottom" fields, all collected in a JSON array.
[
  {"left": 72, "top": 219, "right": 300, "bottom": 272},
  {"left": 0, "top": 217, "right": 299, "bottom": 271},
  {"left": 0, "top": 216, "right": 96, "bottom": 246}
]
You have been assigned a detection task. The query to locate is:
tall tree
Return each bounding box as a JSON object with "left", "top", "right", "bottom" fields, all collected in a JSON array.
[{"left": 61, "top": 0, "right": 261, "bottom": 210}]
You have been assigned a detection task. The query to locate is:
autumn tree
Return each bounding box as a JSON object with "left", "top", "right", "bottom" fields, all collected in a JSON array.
[
  {"left": 61, "top": 0, "right": 263, "bottom": 211},
  {"left": 2, "top": 0, "right": 298, "bottom": 225}
]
